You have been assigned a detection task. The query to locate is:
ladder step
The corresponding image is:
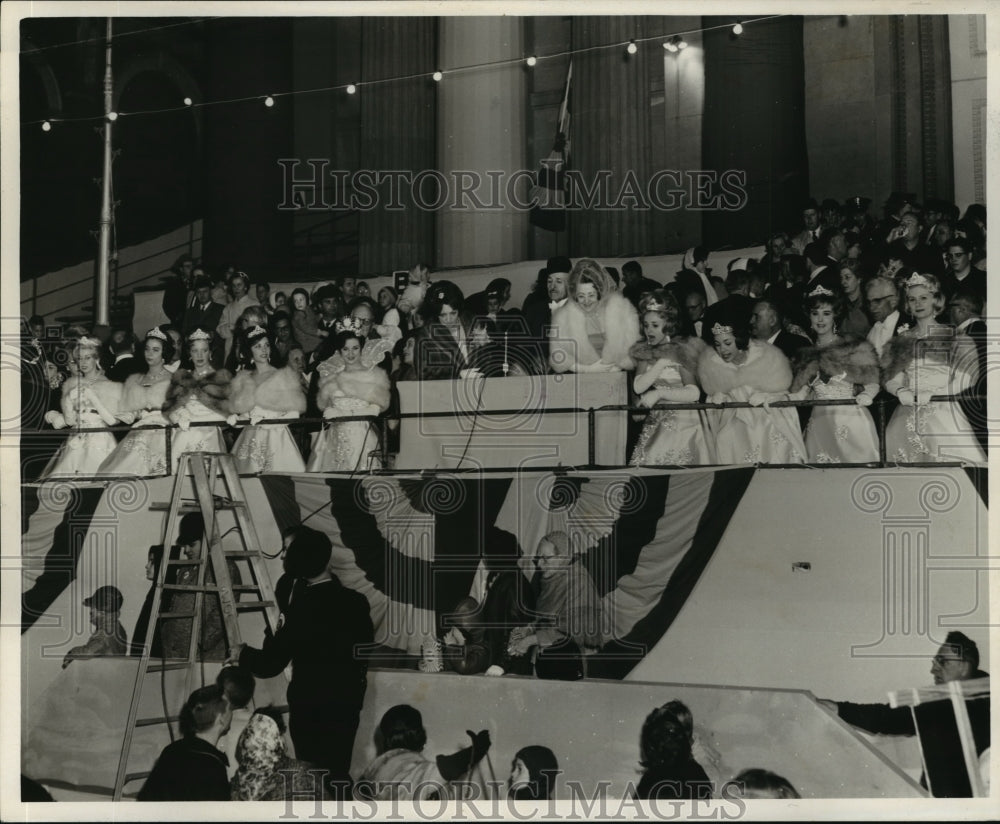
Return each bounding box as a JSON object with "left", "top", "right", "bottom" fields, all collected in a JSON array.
[
  {"left": 157, "top": 611, "right": 198, "bottom": 619},
  {"left": 135, "top": 714, "right": 180, "bottom": 728},
  {"left": 235, "top": 600, "right": 276, "bottom": 611},
  {"left": 223, "top": 550, "right": 257, "bottom": 557},
  {"left": 124, "top": 771, "right": 151, "bottom": 784},
  {"left": 146, "top": 661, "right": 194, "bottom": 673},
  {"left": 150, "top": 500, "right": 247, "bottom": 512},
  {"left": 163, "top": 583, "right": 228, "bottom": 592}
]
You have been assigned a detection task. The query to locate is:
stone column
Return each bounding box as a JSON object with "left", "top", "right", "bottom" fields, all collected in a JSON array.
[{"left": 436, "top": 18, "right": 528, "bottom": 268}]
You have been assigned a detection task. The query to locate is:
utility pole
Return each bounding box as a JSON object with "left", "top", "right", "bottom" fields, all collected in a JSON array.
[{"left": 95, "top": 17, "right": 113, "bottom": 327}]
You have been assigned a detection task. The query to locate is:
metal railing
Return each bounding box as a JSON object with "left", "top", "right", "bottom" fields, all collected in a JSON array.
[{"left": 19, "top": 393, "right": 986, "bottom": 483}]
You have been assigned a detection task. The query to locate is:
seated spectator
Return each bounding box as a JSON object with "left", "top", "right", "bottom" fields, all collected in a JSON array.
[
  {"left": 225, "top": 305, "right": 270, "bottom": 373},
  {"left": 414, "top": 281, "right": 475, "bottom": 380},
  {"left": 440, "top": 597, "right": 492, "bottom": 675},
  {"left": 256, "top": 280, "right": 274, "bottom": 315},
  {"left": 163, "top": 254, "right": 195, "bottom": 328},
  {"left": 836, "top": 260, "right": 871, "bottom": 339},
  {"left": 621, "top": 260, "right": 662, "bottom": 308},
  {"left": 766, "top": 253, "right": 809, "bottom": 330},
  {"left": 681, "top": 290, "right": 706, "bottom": 339},
  {"left": 182, "top": 276, "right": 225, "bottom": 361},
  {"left": 802, "top": 241, "right": 841, "bottom": 295},
  {"left": 700, "top": 269, "right": 755, "bottom": 345},
  {"left": 728, "top": 768, "right": 800, "bottom": 799},
  {"left": 106, "top": 333, "right": 145, "bottom": 382},
  {"left": 818, "top": 632, "right": 988, "bottom": 797},
  {"left": 355, "top": 705, "right": 491, "bottom": 801},
  {"left": 289, "top": 287, "right": 323, "bottom": 357},
  {"left": 62, "top": 585, "right": 127, "bottom": 668},
  {"left": 940, "top": 237, "right": 987, "bottom": 304},
  {"left": 508, "top": 745, "right": 559, "bottom": 800},
  {"left": 634, "top": 705, "right": 711, "bottom": 800},
  {"left": 884, "top": 212, "right": 942, "bottom": 276},
  {"left": 270, "top": 310, "right": 298, "bottom": 365},
  {"left": 508, "top": 532, "right": 605, "bottom": 680},
  {"left": 749, "top": 299, "right": 809, "bottom": 360},
  {"left": 479, "top": 528, "right": 536, "bottom": 678},
  {"left": 162, "top": 325, "right": 184, "bottom": 373},
  {"left": 864, "top": 275, "right": 907, "bottom": 357},
  {"left": 138, "top": 684, "right": 233, "bottom": 801},
  {"left": 230, "top": 707, "right": 319, "bottom": 801}
]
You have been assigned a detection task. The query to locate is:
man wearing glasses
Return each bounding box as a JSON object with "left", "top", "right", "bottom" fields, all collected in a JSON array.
[
  {"left": 941, "top": 238, "right": 987, "bottom": 304},
  {"left": 818, "top": 632, "right": 989, "bottom": 798},
  {"left": 865, "top": 276, "right": 906, "bottom": 357}
]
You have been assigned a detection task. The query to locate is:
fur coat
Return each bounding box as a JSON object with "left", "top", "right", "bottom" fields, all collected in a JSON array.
[
  {"left": 162, "top": 368, "right": 233, "bottom": 421},
  {"left": 119, "top": 372, "right": 171, "bottom": 414},
  {"left": 629, "top": 336, "right": 708, "bottom": 379},
  {"left": 791, "top": 339, "right": 880, "bottom": 393},
  {"left": 316, "top": 366, "right": 391, "bottom": 413},
  {"left": 60, "top": 374, "right": 122, "bottom": 418},
  {"left": 697, "top": 339, "right": 793, "bottom": 396},
  {"left": 228, "top": 367, "right": 307, "bottom": 415},
  {"left": 549, "top": 292, "right": 640, "bottom": 372},
  {"left": 880, "top": 327, "right": 966, "bottom": 384}
]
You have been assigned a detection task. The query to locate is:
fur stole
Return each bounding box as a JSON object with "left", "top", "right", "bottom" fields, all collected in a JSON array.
[
  {"left": 163, "top": 368, "right": 233, "bottom": 420},
  {"left": 61, "top": 375, "right": 122, "bottom": 413},
  {"left": 791, "top": 339, "right": 880, "bottom": 392},
  {"left": 697, "top": 339, "right": 792, "bottom": 396},
  {"left": 229, "top": 367, "right": 306, "bottom": 414},
  {"left": 880, "top": 327, "right": 956, "bottom": 381},
  {"left": 119, "top": 372, "right": 171, "bottom": 413},
  {"left": 629, "top": 336, "right": 707, "bottom": 379},
  {"left": 316, "top": 366, "right": 391, "bottom": 412},
  {"left": 549, "top": 292, "right": 640, "bottom": 372}
]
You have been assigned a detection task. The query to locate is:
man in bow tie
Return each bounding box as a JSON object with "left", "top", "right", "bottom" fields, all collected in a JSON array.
[{"left": 524, "top": 257, "right": 572, "bottom": 374}]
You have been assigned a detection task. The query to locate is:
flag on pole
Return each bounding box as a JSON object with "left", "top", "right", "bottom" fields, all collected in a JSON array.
[{"left": 530, "top": 60, "right": 572, "bottom": 231}]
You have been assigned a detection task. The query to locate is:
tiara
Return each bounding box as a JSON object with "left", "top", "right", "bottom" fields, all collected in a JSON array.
[
  {"left": 906, "top": 273, "right": 932, "bottom": 288},
  {"left": 335, "top": 315, "right": 364, "bottom": 335},
  {"left": 644, "top": 299, "right": 667, "bottom": 312},
  {"left": 711, "top": 323, "right": 733, "bottom": 337},
  {"left": 187, "top": 328, "right": 213, "bottom": 342},
  {"left": 77, "top": 335, "right": 102, "bottom": 349},
  {"left": 247, "top": 325, "right": 268, "bottom": 337},
  {"left": 807, "top": 286, "right": 836, "bottom": 298},
  {"left": 146, "top": 327, "right": 168, "bottom": 341}
]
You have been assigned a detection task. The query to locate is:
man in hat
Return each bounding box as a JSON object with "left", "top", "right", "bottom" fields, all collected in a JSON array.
[
  {"left": 790, "top": 198, "right": 822, "bottom": 254},
  {"left": 232, "top": 526, "right": 373, "bottom": 797},
  {"left": 62, "top": 586, "right": 128, "bottom": 667},
  {"left": 216, "top": 270, "right": 259, "bottom": 361},
  {"left": 820, "top": 198, "right": 843, "bottom": 233},
  {"left": 524, "top": 257, "right": 572, "bottom": 373}
]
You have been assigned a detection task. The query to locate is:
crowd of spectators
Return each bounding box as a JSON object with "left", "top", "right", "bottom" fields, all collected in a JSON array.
[{"left": 20, "top": 193, "right": 988, "bottom": 482}]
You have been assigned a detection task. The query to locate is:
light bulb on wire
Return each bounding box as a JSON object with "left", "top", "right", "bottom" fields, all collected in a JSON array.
[
  {"left": 107, "top": 111, "right": 118, "bottom": 121},
  {"left": 264, "top": 96, "right": 274, "bottom": 107},
  {"left": 432, "top": 71, "right": 443, "bottom": 82},
  {"left": 346, "top": 84, "right": 357, "bottom": 95},
  {"left": 626, "top": 40, "right": 638, "bottom": 55},
  {"left": 733, "top": 22, "right": 744, "bottom": 35},
  {"left": 42, "top": 121, "right": 51, "bottom": 131},
  {"left": 183, "top": 97, "right": 193, "bottom": 106},
  {"left": 526, "top": 55, "right": 537, "bottom": 67}
]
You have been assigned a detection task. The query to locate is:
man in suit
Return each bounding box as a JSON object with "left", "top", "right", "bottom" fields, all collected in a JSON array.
[
  {"left": 790, "top": 198, "right": 822, "bottom": 254},
  {"left": 820, "top": 632, "right": 989, "bottom": 798},
  {"left": 750, "top": 299, "right": 809, "bottom": 360},
  {"left": 181, "top": 276, "right": 225, "bottom": 361},
  {"left": 621, "top": 260, "right": 662, "bottom": 309},
  {"left": 802, "top": 242, "right": 842, "bottom": 296},
  {"left": 700, "top": 269, "right": 755, "bottom": 345},
  {"left": 884, "top": 212, "right": 942, "bottom": 276},
  {"left": 940, "top": 238, "right": 987, "bottom": 304},
  {"left": 524, "top": 258, "right": 572, "bottom": 374},
  {"left": 865, "top": 275, "right": 906, "bottom": 357},
  {"left": 107, "top": 336, "right": 146, "bottom": 382}
]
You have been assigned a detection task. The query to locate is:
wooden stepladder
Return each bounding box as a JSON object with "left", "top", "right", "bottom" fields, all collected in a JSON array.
[{"left": 113, "top": 452, "right": 285, "bottom": 800}]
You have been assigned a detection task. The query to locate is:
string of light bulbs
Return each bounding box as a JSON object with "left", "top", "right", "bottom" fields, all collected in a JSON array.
[{"left": 25, "top": 16, "right": 778, "bottom": 130}]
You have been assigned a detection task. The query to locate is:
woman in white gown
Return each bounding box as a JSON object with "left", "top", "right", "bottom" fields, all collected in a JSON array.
[
  {"left": 790, "top": 286, "right": 880, "bottom": 463},
  {"left": 629, "top": 291, "right": 711, "bottom": 466},
  {"left": 162, "top": 328, "right": 233, "bottom": 472},
  {"left": 96, "top": 327, "right": 174, "bottom": 476},
  {"left": 697, "top": 321, "right": 806, "bottom": 465},
  {"left": 548, "top": 259, "right": 640, "bottom": 373},
  {"left": 882, "top": 272, "right": 986, "bottom": 465},
  {"left": 227, "top": 325, "right": 307, "bottom": 473},
  {"left": 306, "top": 323, "right": 393, "bottom": 472},
  {"left": 39, "top": 336, "right": 122, "bottom": 479}
]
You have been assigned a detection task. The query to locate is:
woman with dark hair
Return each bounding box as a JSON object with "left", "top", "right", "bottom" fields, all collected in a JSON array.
[
  {"left": 790, "top": 287, "right": 880, "bottom": 464},
  {"left": 227, "top": 325, "right": 307, "bottom": 473},
  {"left": 697, "top": 320, "right": 806, "bottom": 465},
  {"left": 882, "top": 273, "right": 985, "bottom": 465},
  {"left": 97, "top": 327, "right": 176, "bottom": 475},
  {"left": 290, "top": 287, "right": 323, "bottom": 356},
  {"left": 548, "top": 259, "right": 640, "bottom": 373},
  {"left": 508, "top": 745, "right": 559, "bottom": 800},
  {"left": 162, "top": 328, "right": 233, "bottom": 472},
  {"left": 354, "top": 705, "right": 491, "bottom": 801},
  {"left": 629, "top": 290, "right": 710, "bottom": 466},
  {"left": 729, "top": 768, "right": 800, "bottom": 799},
  {"left": 634, "top": 705, "right": 711, "bottom": 800},
  {"left": 39, "top": 336, "right": 122, "bottom": 479},
  {"left": 414, "top": 281, "right": 475, "bottom": 380},
  {"left": 306, "top": 322, "right": 392, "bottom": 472},
  {"left": 225, "top": 304, "right": 270, "bottom": 373}
]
